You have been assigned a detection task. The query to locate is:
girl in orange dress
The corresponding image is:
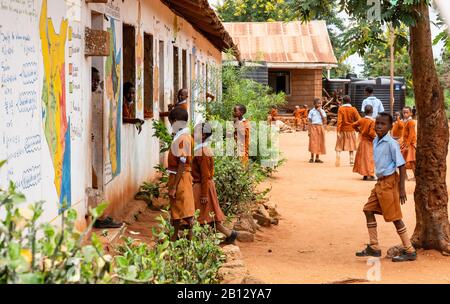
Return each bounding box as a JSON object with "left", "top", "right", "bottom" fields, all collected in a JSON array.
[
  {"left": 335, "top": 96, "right": 361, "bottom": 167},
  {"left": 352, "top": 105, "right": 376, "bottom": 180},
  {"left": 167, "top": 108, "right": 195, "bottom": 241},
  {"left": 401, "top": 107, "right": 416, "bottom": 181},
  {"left": 192, "top": 123, "right": 238, "bottom": 243}
]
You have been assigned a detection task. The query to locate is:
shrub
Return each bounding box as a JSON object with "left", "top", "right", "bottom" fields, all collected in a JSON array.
[{"left": 114, "top": 211, "right": 225, "bottom": 284}]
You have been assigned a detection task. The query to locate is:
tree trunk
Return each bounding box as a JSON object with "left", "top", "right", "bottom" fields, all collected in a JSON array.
[{"left": 410, "top": 3, "right": 450, "bottom": 254}]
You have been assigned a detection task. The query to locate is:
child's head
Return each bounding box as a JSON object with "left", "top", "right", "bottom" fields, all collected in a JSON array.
[
  {"left": 92, "top": 67, "right": 100, "bottom": 93},
  {"left": 233, "top": 104, "right": 247, "bottom": 119},
  {"left": 343, "top": 95, "right": 351, "bottom": 104},
  {"left": 177, "top": 88, "right": 188, "bottom": 102},
  {"left": 375, "top": 112, "right": 393, "bottom": 137},
  {"left": 194, "top": 122, "right": 213, "bottom": 143},
  {"left": 394, "top": 111, "right": 401, "bottom": 120},
  {"left": 402, "top": 106, "right": 412, "bottom": 119},
  {"left": 168, "top": 107, "right": 189, "bottom": 125},
  {"left": 303, "top": 104, "right": 308, "bottom": 109},
  {"left": 365, "top": 86, "right": 374, "bottom": 96},
  {"left": 364, "top": 104, "right": 373, "bottom": 116},
  {"left": 313, "top": 98, "right": 322, "bottom": 109},
  {"left": 124, "top": 82, "right": 136, "bottom": 104}
]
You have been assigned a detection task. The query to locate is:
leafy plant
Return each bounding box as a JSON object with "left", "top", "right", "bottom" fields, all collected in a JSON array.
[
  {"left": 114, "top": 211, "right": 225, "bottom": 284},
  {"left": 152, "top": 120, "right": 173, "bottom": 153},
  {"left": 0, "top": 160, "right": 112, "bottom": 284}
]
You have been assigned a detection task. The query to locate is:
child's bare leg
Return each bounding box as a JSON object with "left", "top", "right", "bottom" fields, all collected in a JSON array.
[
  {"left": 184, "top": 217, "right": 194, "bottom": 240},
  {"left": 349, "top": 151, "right": 354, "bottom": 165},
  {"left": 171, "top": 219, "right": 181, "bottom": 242},
  {"left": 335, "top": 151, "right": 341, "bottom": 167},
  {"left": 309, "top": 153, "right": 314, "bottom": 162},
  {"left": 215, "top": 222, "right": 231, "bottom": 237},
  {"left": 393, "top": 220, "right": 415, "bottom": 254},
  {"left": 364, "top": 211, "right": 380, "bottom": 250}
]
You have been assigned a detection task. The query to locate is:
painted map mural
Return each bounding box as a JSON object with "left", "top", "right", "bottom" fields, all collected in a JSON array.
[
  {"left": 105, "top": 17, "right": 122, "bottom": 182},
  {"left": 39, "top": 0, "right": 71, "bottom": 207}
]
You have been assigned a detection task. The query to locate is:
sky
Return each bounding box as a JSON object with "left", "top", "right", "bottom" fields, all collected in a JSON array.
[{"left": 208, "top": 0, "right": 446, "bottom": 76}]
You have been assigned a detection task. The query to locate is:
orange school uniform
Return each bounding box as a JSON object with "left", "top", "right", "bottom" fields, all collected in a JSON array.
[
  {"left": 401, "top": 119, "right": 416, "bottom": 170},
  {"left": 294, "top": 108, "right": 307, "bottom": 128},
  {"left": 352, "top": 117, "right": 376, "bottom": 177},
  {"left": 392, "top": 117, "right": 404, "bottom": 142},
  {"left": 270, "top": 109, "right": 278, "bottom": 122},
  {"left": 235, "top": 119, "right": 250, "bottom": 166},
  {"left": 167, "top": 129, "right": 195, "bottom": 220},
  {"left": 335, "top": 105, "right": 360, "bottom": 152},
  {"left": 191, "top": 145, "right": 226, "bottom": 224}
]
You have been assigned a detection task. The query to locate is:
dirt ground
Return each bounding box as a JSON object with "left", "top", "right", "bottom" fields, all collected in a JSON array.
[{"left": 238, "top": 130, "right": 450, "bottom": 284}]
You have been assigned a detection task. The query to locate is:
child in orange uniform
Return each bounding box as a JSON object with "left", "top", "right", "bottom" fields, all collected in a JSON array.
[
  {"left": 270, "top": 106, "right": 278, "bottom": 123},
  {"left": 293, "top": 106, "right": 302, "bottom": 131},
  {"left": 352, "top": 105, "right": 376, "bottom": 181},
  {"left": 335, "top": 96, "right": 361, "bottom": 167},
  {"left": 167, "top": 108, "right": 195, "bottom": 241},
  {"left": 391, "top": 112, "right": 404, "bottom": 143},
  {"left": 308, "top": 98, "right": 327, "bottom": 163},
  {"left": 233, "top": 104, "right": 250, "bottom": 167},
  {"left": 192, "top": 123, "right": 238, "bottom": 244},
  {"left": 401, "top": 107, "right": 416, "bottom": 181}
]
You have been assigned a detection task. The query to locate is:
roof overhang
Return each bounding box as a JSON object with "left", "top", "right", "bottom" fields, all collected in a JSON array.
[
  {"left": 267, "top": 62, "right": 338, "bottom": 69},
  {"left": 160, "top": 0, "right": 240, "bottom": 61}
]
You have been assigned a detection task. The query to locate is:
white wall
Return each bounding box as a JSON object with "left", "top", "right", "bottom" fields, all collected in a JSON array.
[{"left": 0, "top": 0, "right": 222, "bottom": 226}]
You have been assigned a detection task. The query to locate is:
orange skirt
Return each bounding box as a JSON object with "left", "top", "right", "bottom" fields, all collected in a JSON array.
[
  {"left": 401, "top": 144, "right": 416, "bottom": 170},
  {"left": 169, "top": 172, "right": 196, "bottom": 220},
  {"left": 309, "top": 125, "right": 326, "bottom": 155},
  {"left": 335, "top": 131, "right": 357, "bottom": 152},
  {"left": 353, "top": 138, "right": 375, "bottom": 177},
  {"left": 193, "top": 180, "right": 225, "bottom": 224}
]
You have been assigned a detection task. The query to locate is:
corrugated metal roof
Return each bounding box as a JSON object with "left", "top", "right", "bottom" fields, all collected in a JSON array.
[{"left": 223, "top": 21, "right": 337, "bottom": 65}]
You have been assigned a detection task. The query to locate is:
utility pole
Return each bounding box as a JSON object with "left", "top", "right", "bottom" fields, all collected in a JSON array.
[{"left": 389, "top": 23, "right": 395, "bottom": 116}]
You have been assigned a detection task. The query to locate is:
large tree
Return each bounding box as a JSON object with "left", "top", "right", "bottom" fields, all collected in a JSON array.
[{"left": 292, "top": 0, "right": 449, "bottom": 254}]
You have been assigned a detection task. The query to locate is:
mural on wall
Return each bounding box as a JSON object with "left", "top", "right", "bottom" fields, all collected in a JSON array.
[
  {"left": 104, "top": 17, "right": 122, "bottom": 183},
  {"left": 136, "top": 0, "right": 144, "bottom": 118},
  {"left": 39, "top": 0, "right": 72, "bottom": 207}
]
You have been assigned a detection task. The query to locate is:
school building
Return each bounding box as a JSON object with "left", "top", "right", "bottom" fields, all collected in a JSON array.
[
  {"left": 0, "top": 0, "right": 237, "bottom": 228},
  {"left": 223, "top": 21, "right": 338, "bottom": 109}
]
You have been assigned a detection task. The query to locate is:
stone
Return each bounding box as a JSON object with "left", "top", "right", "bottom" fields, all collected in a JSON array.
[
  {"left": 271, "top": 218, "right": 279, "bottom": 225},
  {"left": 222, "top": 245, "right": 242, "bottom": 261},
  {"left": 264, "top": 201, "right": 280, "bottom": 218},
  {"left": 233, "top": 214, "right": 257, "bottom": 234},
  {"left": 386, "top": 245, "right": 404, "bottom": 258},
  {"left": 236, "top": 231, "right": 255, "bottom": 242},
  {"left": 218, "top": 265, "right": 249, "bottom": 284},
  {"left": 221, "top": 259, "right": 245, "bottom": 269},
  {"left": 242, "top": 275, "right": 265, "bottom": 284},
  {"left": 253, "top": 211, "right": 271, "bottom": 227}
]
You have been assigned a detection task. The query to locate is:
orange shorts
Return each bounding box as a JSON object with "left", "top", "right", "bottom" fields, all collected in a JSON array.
[{"left": 363, "top": 173, "right": 403, "bottom": 222}]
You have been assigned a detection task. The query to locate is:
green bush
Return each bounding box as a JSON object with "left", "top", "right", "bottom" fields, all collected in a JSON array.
[{"left": 114, "top": 211, "right": 225, "bottom": 284}]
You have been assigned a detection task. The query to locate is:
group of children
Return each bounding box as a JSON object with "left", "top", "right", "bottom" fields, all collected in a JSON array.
[
  {"left": 301, "top": 89, "right": 418, "bottom": 262},
  {"left": 165, "top": 95, "right": 251, "bottom": 243}
]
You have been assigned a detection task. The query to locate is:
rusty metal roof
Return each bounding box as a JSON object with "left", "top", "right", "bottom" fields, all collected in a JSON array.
[
  {"left": 223, "top": 21, "right": 337, "bottom": 65},
  {"left": 160, "top": 0, "right": 240, "bottom": 60}
]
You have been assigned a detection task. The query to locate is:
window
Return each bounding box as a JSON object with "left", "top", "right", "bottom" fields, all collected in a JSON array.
[
  {"left": 269, "top": 71, "right": 291, "bottom": 95},
  {"left": 122, "top": 24, "right": 136, "bottom": 119},
  {"left": 144, "top": 33, "right": 153, "bottom": 119},
  {"left": 182, "top": 49, "right": 187, "bottom": 90},
  {"left": 173, "top": 46, "right": 179, "bottom": 102}
]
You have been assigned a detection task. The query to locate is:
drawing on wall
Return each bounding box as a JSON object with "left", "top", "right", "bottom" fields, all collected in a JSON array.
[
  {"left": 39, "top": 0, "right": 72, "bottom": 207},
  {"left": 105, "top": 17, "right": 122, "bottom": 182},
  {"left": 136, "top": 0, "right": 144, "bottom": 116}
]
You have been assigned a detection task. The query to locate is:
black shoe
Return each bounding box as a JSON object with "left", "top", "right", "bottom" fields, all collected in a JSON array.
[
  {"left": 223, "top": 230, "right": 238, "bottom": 244},
  {"left": 363, "top": 176, "right": 368, "bottom": 181},
  {"left": 356, "top": 245, "right": 382, "bottom": 257},
  {"left": 367, "top": 176, "right": 376, "bottom": 181},
  {"left": 392, "top": 251, "right": 417, "bottom": 262},
  {"left": 94, "top": 217, "right": 123, "bottom": 229},
  {"left": 315, "top": 159, "right": 324, "bottom": 163},
  {"left": 309, "top": 159, "right": 314, "bottom": 163}
]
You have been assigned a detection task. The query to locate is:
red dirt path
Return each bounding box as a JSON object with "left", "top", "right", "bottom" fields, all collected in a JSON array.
[{"left": 238, "top": 131, "right": 450, "bottom": 284}]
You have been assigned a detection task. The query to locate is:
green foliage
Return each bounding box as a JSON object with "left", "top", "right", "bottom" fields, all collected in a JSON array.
[
  {"left": 216, "top": 0, "right": 295, "bottom": 22},
  {"left": 213, "top": 156, "right": 258, "bottom": 216},
  {"left": 114, "top": 211, "right": 225, "bottom": 284},
  {"left": 152, "top": 120, "right": 173, "bottom": 153},
  {"left": 206, "top": 65, "right": 286, "bottom": 122},
  {"left": 0, "top": 163, "right": 112, "bottom": 284}
]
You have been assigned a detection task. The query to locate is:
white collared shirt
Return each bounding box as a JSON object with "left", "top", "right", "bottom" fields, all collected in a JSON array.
[{"left": 308, "top": 108, "right": 326, "bottom": 125}]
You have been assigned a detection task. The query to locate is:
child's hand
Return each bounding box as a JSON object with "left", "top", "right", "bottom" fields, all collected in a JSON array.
[
  {"left": 399, "top": 187, "right": 407, "bottom": 205},
  {"left": 200, "top": 197, "right": 208, "bottom": 205},
  {"left": 168, "top": 188, "right": 176, "bottom": 199}
]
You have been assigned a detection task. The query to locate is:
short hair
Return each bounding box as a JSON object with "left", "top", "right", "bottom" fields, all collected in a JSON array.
[
  {"left": 235, "top": 104, "right": 247, "bottom": 115},
  {"left": 364, "top": 104, "right": 373, "bottom": 114},
  {"left": 365, "top": 86, "right": 374, "bottom": 94},
  {"left": 377, "top": 112, "right": 393, "bottom": 124},
  {"left": 92, "top": 67, "right": 99, "bottom": 75},
  {"left": 403, "top": 106, "right": 412, "bottom": 112},
  {"left": 313, "top": 98, "right": 321, "bottom": 105},
  {"left": 343, "top": 95, "right": 351, "bottom": 104},
  {"left": 124, "top": 82, "right": 135, "bottom": 95},
  {"left": 169, "top": 107, "right": 189, "bottom": 122},
  {"left": 195, "top": 122, "right": 213, "bottom": 139}
]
